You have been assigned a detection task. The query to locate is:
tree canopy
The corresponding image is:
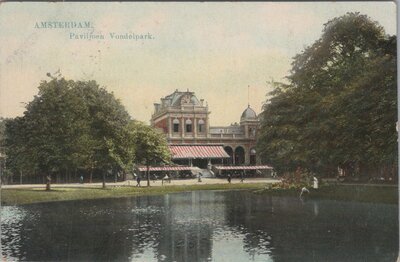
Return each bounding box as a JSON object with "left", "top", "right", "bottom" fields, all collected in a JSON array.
[
  {"left": 132, "top": 121, "right": 171, "bottom": 186},
  {"left": 4, "top": 78, "right": 170, "bottom": 183},
  {"left": 257, "top": 13, "right": 397, "bottom": 179}
]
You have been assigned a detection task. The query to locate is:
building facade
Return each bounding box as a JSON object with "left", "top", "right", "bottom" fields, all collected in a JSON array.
[{"left": 151, "top": 90, "right": 260, "bottom": 167}]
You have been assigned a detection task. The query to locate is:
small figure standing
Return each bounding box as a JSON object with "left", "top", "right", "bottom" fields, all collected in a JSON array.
[
  {"left": 162, "top": 174, "right": 169, "bottom": 185},
  {"left": 240, "top": 172, "right": 244, "bottom": 183},
  {"left": 313, "top": 176, "right": 319, "bottom": 189},
  {"left": 198, "top": 172, "right": 202, "bottom": 182},
  {"left": 136, "top": 175, "right": 141, "bottom": 187},
  {"left": 80, "top": 175, "right": 84, "bottom": 184},
  {"left": 227, "top": 174, "right": 231, "bottom": 184},
  {"left": 300, "top": 187, "right": 310, "bottom": 198}
]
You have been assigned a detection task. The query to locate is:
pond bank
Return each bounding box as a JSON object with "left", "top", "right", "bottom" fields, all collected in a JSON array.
[
  {"left": 2, "top": 182, "right": 397, "bottom": 206},
  {"left": 1, "top": 183, "right": 269, "bottom": 206},
  {"left": 255, "top": 184, "right": 398, "bottom": 205}
]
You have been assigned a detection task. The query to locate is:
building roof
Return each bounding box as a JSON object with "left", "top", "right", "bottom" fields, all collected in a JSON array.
[
  {"left": 164, "top": 89, "right": 201, "bottom": 107},
  {"left": 240, "top": 105, "right": 257, "bottom": 121},
  {"left": 214, "top": 165, "right": 273, "bottom": 170},
  {"left": 170, "top": 145, "right": 230, "bottom": 159},
  {"left": 137, "top": 166, "right": 192, "bottom": 172}
]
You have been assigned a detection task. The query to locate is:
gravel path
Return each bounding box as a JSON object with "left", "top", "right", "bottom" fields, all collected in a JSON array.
[{"left": 1, "top": 177, "right": 280, "bottom": 189}]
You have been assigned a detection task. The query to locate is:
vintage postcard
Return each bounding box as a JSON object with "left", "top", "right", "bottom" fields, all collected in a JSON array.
[{"left": 0, "top": 2, "right": 398, "bottom": 262}]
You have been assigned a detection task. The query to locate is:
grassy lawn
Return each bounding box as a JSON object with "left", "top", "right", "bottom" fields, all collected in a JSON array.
[
  {"left": 255, "top": 184, "right": 399, "bottom": 205},
  {"left": 2, "top": 183, "right": 397, "bottom": 206},
  {"left": 1, "top": 183, "right": 268, "bottom": 206}
]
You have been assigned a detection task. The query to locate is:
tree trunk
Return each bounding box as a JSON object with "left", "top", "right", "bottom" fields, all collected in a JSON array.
[
  {"left": 147, "top": 165, "right": 150, "bottom": 187},
  {"left": 102, "top": 171, "right": 106, "bottom": 189},
  {"left": 46, "top": 174, "right": 51, "bottom": 191},
  {"left": 90, "top": 168, "right": 93, "bottom": 183}
]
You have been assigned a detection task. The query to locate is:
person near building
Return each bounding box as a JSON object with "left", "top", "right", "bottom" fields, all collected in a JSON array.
[
  {"left": 136, "top": 175, "right": 141, "bottom": 187},
  {"left": 313, "top": 176, "right": 319, "bottom": 189},
  {"left": 227, "top": 174, "right": 231, "bottom": 183},
  {"left": 162, "top": 174, "right": 170, "bottom": 185}
]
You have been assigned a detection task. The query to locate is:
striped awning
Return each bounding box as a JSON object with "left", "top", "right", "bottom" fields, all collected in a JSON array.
[
  {"left": 138, "top": 166, "right": 192, "bottom": 172},
  {"left": 169, "top": 145, "right": 230, "bottom": 159},
  {"left": 214, "top": 165, "right": 273, "bottom": 170}
]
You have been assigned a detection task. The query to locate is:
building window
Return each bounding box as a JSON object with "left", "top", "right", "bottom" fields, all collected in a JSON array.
[
  {"left": 173, "top": 119, "right": 179, "bottom": 133},
  {"left": 249, "top": 127, "right": 256, "bottom": 137},
  {"left": 198, "top": 119, "right": 205, "bottom": 133},
  {"left": 186, "top": 119, "right": 192, "bottom": 133},
  {"left": 250, "top": 148, "right": 256, "bottom": 165}
]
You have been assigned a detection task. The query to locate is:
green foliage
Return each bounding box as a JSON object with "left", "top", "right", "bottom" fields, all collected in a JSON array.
[
  {"left": 4, "top": 77, "right": 171, "bottom": 182},
  {"left": 4, "top": 78, "right": 138, "bottom": 178},
  {"left": 257, "top": 13, "right": 397, "bottom": 178},
  {"left": 132, "top": 121, "right": 171, "bottom": 166},
  {"left": 130, "top": 121, "right": 171, "bottom": 186}
]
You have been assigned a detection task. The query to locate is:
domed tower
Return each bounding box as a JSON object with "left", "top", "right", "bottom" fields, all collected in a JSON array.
[
  {"left": 240, "top": 105, "right": 259, "bottom": 139},
  {"left": 239, "top": 105, "right": 259, "bottom": 165}
]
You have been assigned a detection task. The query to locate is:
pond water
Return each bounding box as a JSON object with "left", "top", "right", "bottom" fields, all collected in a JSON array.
[{"left": 1, "top": 190, "right": 398, "bottom": 261}]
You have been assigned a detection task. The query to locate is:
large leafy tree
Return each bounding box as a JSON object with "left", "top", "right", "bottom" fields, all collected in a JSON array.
[
  {"left": 4, "top": 78, "right": 136, "bottom": 187},
  {"left": 72, "top": 80, "right": 135, "bottom": 187},
  {"left": 21, "top": 79, "right": 91, "bottom": 178},
  {"left": 132, "top": 121, "right": 171, "bottom": 186},
  {"left": 3, "top": 117, "right": 37, "bottom": 183},
  {"left": 258, "top": 13, "right": 397, "bottom": 179}
]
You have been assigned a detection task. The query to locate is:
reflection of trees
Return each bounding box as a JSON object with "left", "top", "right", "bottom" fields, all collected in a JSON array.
[
  {"left": 223, "top": 192, "right": 398, "bottom": 262},
  {"left": 2, "top": 191, "right": 397, "bottom": 261},
  {"left": 3, "top": 191, "right": 225, "bottom": 261},
  {"left": 14, "top": 198, "right": 155, "bottom": 261}
]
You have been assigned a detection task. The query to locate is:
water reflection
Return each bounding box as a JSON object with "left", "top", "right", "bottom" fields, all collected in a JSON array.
[
  {"left": 1, "top": 206, "right": 29, "bottom": 260},
  {"left": 1, "top": 191, "right": 398, "bottom": 261}
]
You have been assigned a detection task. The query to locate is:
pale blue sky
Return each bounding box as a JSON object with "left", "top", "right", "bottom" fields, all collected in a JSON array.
[{"left": 0, "top": 2, "right": 396, "bottom": 125}]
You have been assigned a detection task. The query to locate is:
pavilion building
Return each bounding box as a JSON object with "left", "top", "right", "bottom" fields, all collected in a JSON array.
[{"left": 151, "top": 89, "right": 262, "bottom": 171}]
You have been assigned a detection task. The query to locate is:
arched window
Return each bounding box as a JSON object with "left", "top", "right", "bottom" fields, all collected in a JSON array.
[
  {"left": 235, "top": 146, "right": 245, "bottom": 165},
  {"left": 198, "top": 119, "right": 205, "bottom": 133},
  {"left": 173, "top": 119, "right": 179, "bottom": 133},
  {"left": 249, "top": 127, "right": 256, "bottom": 137},
  {"left": 185, "top": 119, "right": 192, "bottom": 133}
]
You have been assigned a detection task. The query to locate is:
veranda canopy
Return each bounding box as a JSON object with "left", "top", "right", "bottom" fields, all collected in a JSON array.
[
  {"left": 169, "top": 145, "right": 230, "bottom": 159},
  {"left": 137, "top": 166, "right": 192, "bottom": 172},
  {"left": 213, "top": 165, "right": 273, "bottom": 170}
]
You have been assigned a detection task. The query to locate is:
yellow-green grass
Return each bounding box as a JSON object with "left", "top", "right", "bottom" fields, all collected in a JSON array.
[{"left": 1, "top": 183, "right": 268, "bottom": 206}]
